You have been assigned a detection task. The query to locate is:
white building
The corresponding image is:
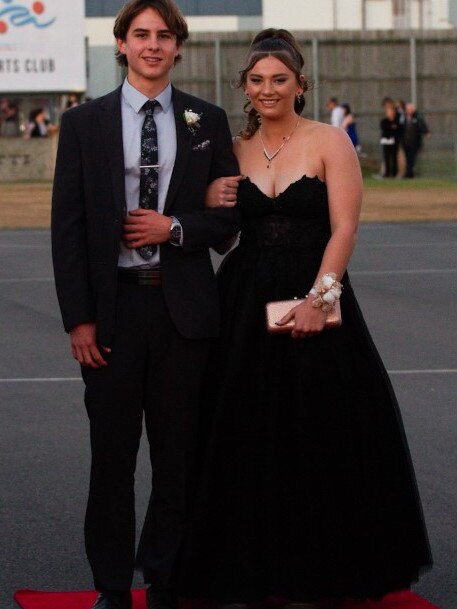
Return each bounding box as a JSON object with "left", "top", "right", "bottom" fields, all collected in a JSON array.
[
  {"left": 87, "top": 0, "right": 456, "bottom": 38},
  {"left": 262, "top": 0, "right": 455, "bottom": 32}
]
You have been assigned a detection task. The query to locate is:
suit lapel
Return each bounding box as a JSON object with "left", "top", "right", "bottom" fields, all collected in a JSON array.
[
  {"left": 164, "top": 87, "right": 192, "bottom": 214},
  {"left": 98, "top": 87, "right": 126, "bottom": 216}
]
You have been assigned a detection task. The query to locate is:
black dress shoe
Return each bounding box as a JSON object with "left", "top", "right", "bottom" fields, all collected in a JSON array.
[
  {"left": 92, "top": 591, "right": 132, "bottom": 609},
  {"left": 146, "top": 587, "right": 179, "bottom": 609}
]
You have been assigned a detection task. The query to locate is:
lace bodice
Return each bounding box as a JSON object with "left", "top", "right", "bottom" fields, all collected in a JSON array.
[{"left": 237, "top": 175, "right": 331, "bottom": 250}]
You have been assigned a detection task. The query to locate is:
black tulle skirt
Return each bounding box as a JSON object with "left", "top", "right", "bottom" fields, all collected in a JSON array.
[{"left": 177, "top": 197, "right": 432, "bottom": 603}]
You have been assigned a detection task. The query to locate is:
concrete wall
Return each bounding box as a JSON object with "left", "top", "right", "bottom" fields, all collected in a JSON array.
[{"left": 0, "top": 137, "right": 57, "bottom": 182}]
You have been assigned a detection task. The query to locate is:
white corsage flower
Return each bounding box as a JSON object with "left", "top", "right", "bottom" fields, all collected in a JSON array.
[
  {"left": 321, "top": 274, "right": 335, "bottom": 289},
  {"left": 311, "top": 272, "right": 343, "bottom": 313},
  {"left": 183, "top": 109, "right": 202, "bottom": 134},
  {"left": 323, "top": 291, "right": 336, "bottom": 304}
]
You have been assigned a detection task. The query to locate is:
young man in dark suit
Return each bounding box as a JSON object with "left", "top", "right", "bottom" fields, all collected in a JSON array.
[{"left": 51, "top": 1, "right": 240, "bottom": 608}]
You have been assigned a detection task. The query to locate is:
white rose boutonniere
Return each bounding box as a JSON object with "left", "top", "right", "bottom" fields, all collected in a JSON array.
[{"left": 183, "top": 109, "right": 202, "bottom": 134}]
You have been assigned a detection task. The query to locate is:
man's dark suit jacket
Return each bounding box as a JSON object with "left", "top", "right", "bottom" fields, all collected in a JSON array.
[{"left": 52, "top": 86, "right": 241, "bottom": 345}]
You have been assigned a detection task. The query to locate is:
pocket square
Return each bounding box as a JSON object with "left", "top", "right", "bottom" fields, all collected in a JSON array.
[{"left": 192, "top": 139, "right": 211, "bottom": 151}]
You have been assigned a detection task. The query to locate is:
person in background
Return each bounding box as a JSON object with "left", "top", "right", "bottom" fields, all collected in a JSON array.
[
  {"left": 25, "top": 108, "right": 57, "bottom": 138},
  {"left": 395, "top": 99, "right": 407, "bottom": 177},
  {"left": 379, "top": 102, "right": 402, "bottom": 178},
  {"left": 341, "top": 103, "right": 361, "bottom": 154},
  {"left": 65, "top": 92, "right": 81, "bottom": 109},
  {"left": 0, "top": 99, "right": 20, "bottom": 137},
  {"left": 395, "top": 99, "right": 406, "bottom": 126},
  {"left": 402, "top": 102, "right": 430, "bottom": 178},
  {"left": 326, "top": 96, "right": 344, "bottom": 127},
  {"left": 381, "top": 96, "right": 395, "bottom": 110}
]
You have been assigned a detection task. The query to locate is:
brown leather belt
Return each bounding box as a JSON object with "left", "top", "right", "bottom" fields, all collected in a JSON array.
[{"left": 117, "top": 268, "right": 162, "bottom": 286}]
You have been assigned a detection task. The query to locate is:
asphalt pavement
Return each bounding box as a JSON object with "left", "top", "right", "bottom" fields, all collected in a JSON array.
[{"left": 1, "top": 223, "right": 456, "bottom": 609}]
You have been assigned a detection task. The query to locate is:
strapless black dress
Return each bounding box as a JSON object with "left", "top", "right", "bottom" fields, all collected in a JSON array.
[{"left": 178, "top": 176, "right": 432, "bottom": 603}]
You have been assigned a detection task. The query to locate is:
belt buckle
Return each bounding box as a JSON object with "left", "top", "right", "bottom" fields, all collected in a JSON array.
[{"left": 138, "top": 270, "right": 160, "bottom": 286}]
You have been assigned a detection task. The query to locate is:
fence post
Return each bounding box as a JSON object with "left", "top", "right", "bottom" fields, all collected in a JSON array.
[
  {"left": 214, "top": 38, "right": 222, "bottom": 108},
  {"left": 410, "top": 36, "right": 417, "bottom": 106},
  {"left": 454, "top": 138, "right": 457, "bottom": 180},
  {"left": 312, "top": 38, "right": 319, "bottom": 121}
]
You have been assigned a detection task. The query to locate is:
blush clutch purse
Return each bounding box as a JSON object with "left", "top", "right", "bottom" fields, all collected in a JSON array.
[{"left": 265, "top": 298, "right": 342, "bottom": 334}]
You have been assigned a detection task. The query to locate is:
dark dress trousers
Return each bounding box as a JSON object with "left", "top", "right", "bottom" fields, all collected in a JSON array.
[
  {"left": 402, "top": 112, "right": 429, "bottom": 178},
  {"left": 51, "top": 85, "right": 240, "bottom": 591}
]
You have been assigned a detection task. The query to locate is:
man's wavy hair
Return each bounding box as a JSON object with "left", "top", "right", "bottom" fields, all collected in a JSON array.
[{"left": 113, "top": 0, "right": 189, "bottom": 67}]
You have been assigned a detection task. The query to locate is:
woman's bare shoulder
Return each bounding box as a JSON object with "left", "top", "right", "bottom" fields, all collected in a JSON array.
[
  {"left": 304, "top": 120, "right": 347, "bottom": 139},
  {"left": 304, "top": 120, "right": 353, "bottom": 154}
]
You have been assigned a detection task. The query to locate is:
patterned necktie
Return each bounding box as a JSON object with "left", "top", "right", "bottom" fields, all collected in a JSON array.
[{"left": 138, "top": 99, "right": 159, "bottom": 260}]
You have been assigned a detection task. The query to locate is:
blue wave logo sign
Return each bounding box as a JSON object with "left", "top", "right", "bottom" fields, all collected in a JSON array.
[{"left": 0, "top": 0, "right": 56, "bottom": 34}]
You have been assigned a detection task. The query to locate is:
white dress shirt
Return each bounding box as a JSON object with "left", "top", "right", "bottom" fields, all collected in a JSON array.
[{"left": 118, "top": 78, "right": 177, "bottom": 269}]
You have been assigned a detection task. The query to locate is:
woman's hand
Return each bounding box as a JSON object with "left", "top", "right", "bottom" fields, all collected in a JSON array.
[
  {"left": 205, "top": 175, "right": 243, "bottom": 208},
  {"left": 277, "top": 298, "right": 327, "bottom": 339}
]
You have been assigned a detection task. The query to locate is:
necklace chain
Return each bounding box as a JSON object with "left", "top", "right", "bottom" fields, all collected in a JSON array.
[{"left": 259, "top": 117, "right": 301, "bottom": 168}]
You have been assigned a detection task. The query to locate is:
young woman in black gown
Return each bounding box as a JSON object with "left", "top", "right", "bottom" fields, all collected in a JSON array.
[{"left": 178, "top": 29, "right": 432, "bottom": 608}]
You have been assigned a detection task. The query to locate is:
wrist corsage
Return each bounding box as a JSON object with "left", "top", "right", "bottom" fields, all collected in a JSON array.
[
  {"left": 310, "top": 273, "right": 343, "bottom": 313},
  {"left": 183, "top": 109, "right": 202, "bottom": 134}
]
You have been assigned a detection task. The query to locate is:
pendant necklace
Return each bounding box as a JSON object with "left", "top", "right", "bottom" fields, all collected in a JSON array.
[{"left": 259, "top": 117, "right": 301, "bottom": 168}]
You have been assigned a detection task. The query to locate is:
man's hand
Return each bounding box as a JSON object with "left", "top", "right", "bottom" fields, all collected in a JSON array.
[
  {"left": 70, "top": 323, "right": 111, "bottom": 368},
  {"left": 123, "top": 209, "right": 172, "bottom": 249},
  {"left": 205, "top": 175, "right": 243, "bottom": 208}
]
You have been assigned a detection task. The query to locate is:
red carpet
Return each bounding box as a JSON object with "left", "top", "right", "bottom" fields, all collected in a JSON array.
[{"left": 13, "top": 589, "right": 440, "bottom": 609}]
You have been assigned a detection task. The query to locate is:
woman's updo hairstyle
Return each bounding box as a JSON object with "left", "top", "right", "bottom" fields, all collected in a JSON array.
[{"left": 236, "top": 29, "right": 311, "bottom": 139}]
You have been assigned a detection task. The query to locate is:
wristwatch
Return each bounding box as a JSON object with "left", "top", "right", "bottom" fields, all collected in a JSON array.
[{"left": 169, "top": 216, "right": 182, "bottom": 246}]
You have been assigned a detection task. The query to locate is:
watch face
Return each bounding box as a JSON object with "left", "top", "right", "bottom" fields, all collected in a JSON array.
[
  {"left": 171, "top": 223, "right": 182, "bottom": 242},
  {"left": 171, "top": 225, "right": 181, "bottom": 239}
]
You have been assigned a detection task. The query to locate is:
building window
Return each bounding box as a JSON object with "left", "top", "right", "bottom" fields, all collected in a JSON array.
[
  {"left": 85, "top": 0, "right": 125, "bottom": 17},
  {"left": 85, "top": 0, "right": 261, "bottom": 17}
]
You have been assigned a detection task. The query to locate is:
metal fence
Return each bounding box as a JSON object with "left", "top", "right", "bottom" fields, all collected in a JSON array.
[{"left": 171, "top": 29, "right": 457, "bottom": 178}]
